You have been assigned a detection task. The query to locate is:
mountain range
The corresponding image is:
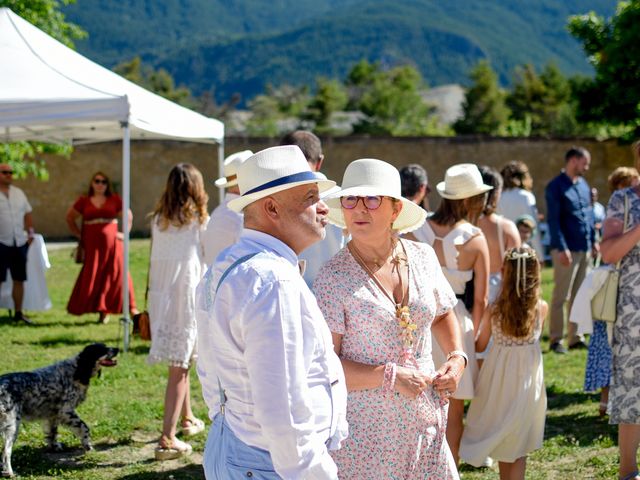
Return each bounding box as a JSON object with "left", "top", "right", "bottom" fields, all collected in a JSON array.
[{"left": 62, "top": 0, "right": 615, "bottom": 105}]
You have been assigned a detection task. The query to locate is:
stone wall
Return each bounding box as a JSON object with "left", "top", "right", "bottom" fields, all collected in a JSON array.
[{"left": 14, "top": 136, "right": 636, "bottom": 238}]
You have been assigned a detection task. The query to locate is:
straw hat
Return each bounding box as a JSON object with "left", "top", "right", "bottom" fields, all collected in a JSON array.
[
  {"left": 436, "top": 163, "right": 493, "bottom": 200},
  {"left": 324, "top": 158, "right": 427, "bottom": 234},
  {"left": 215, "top": 150, "right": 253, "bottom": 187},
  {"left": 227, "top": 145, "right": 335, "bottom": 213}
]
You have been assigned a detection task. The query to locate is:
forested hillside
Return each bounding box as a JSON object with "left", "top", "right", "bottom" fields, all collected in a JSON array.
[{"left": 62, "top": 0, "right": 615, "bottom": 103}]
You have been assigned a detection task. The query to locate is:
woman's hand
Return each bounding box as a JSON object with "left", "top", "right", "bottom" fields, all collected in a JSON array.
[
  {"left": 394, "top": 366, "right": 432, "bottom": 399},
  {"left": 432, "top": 356, "right": 465, "bottom": 400}
]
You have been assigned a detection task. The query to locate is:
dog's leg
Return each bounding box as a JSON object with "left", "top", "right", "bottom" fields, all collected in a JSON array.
[
  {"left": 59, "top": 411, "right": 92, "bottom": 451},
  {"left": 43, "top": 420, "right": 62, "bottom": 452},
  {"left": 1, "top": 412, "right": 19, "bottom": 478}
]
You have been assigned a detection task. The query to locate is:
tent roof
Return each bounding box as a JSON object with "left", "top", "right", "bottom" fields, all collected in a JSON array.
[{"left": 0, "top": 8, "right": 223, "bottom": 144}]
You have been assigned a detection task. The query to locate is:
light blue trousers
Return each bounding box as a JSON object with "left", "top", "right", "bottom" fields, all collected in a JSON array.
[{"left": 203, "top": 413, "right": 281, "bottom": 479}]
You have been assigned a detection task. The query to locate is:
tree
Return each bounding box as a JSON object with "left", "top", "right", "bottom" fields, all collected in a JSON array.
[
  {"left": 245, "top": 84, "right": 311, "bottom": 137},
  {"left": 306, "top": 78, "right": 348, "bottom": 134},
  {"left": 506, "top": 63, "right": 577, "bottom": 135},
  {"left": 348, "top": 61, "right": 440, "bottom": 136},
  {"left": 0, "top": 0, "right": 85, "bottom": 178},
  {"left": 568, "top": 2, "right": 640, "bottom": 131},
  {"left": 454, "top": 61, "right": 510, "bottom": 135}
]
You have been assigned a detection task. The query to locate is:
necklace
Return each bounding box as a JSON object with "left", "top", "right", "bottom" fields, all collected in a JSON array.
[
  {"left": 349, "top": 239, "right": 416, "bottom": 349},
  {"left": 349, "top": 239, "right": 394, "bottom": 270}
]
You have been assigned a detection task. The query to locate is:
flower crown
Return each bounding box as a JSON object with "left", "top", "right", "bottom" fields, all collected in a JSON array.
[
  {"left": 505, "top": 249, "right": 537, "bottom": 261},
  {"left": 505, "top": 248, "right": 537, "bottom": 297}
]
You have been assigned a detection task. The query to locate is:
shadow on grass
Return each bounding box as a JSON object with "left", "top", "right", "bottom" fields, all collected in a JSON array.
[
  {"left": 10, "top": 445, "right": 95, "bottom": 478},
  {"left": 545, "top": 385, "right": 617, "bottom": 447},
  {"left": 117, "top": 464, "right": 205, "bottom": 479}
]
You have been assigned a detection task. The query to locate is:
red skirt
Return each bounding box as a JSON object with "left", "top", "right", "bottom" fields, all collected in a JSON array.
[{"left": 67, "top": 221, "right": 137, "bottom": 315}]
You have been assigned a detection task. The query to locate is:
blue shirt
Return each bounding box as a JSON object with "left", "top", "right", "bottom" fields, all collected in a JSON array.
[{"left": 545, "top": 172, "right": 595, "bottom": 252}]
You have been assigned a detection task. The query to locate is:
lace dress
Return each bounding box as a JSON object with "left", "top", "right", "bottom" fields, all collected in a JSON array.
[
  {"left": 459, "top": 305, "right": 546, "bottom": 465},
  {"left": 147, "top": 217, "right": 208, "bottom": 369},
  {"left": 314, "top": 240, "right": 459, "bottom": 479},
  {"left": 416, "top": 221, "right": 480, "bottom": 399}
]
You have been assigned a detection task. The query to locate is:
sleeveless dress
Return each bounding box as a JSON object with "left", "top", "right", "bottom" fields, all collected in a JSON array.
[
  {"left": 67, "top": 194, "right": 137, "bottom": 315},
  {"left": 487, "top": 216, "right": 506, "bottom": 305},
  {"left": 147, "top": 217, "right": 208, "bottom": 369},
  {"left": 607, "top": 188, "right": 640, "bottom": 425},
  {"left": 419, "top": 221, "right": 479, "bottom": 399},
  {"left": 314, "top": 240, "right": 459, "bottom": 479},
  {"left": 459, "top": 304, "right": 546, "bottom": 465}
]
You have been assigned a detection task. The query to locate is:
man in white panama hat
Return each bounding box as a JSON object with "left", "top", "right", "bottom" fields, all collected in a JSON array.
[
  {"left": 196, "top": 145, "right": 348, "bottom": 479},
  {"left": 202, "top": 150, "right": 253, "bottom": 265}
]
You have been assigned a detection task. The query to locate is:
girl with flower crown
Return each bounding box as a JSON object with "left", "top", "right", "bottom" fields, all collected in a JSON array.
[{"left": 460, "top": 246, "right": 548, "bottom": 480}]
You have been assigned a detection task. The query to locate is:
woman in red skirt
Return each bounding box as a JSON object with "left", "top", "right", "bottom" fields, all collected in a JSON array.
[{"left": 66, "top": 171, "right": 137, "bottom": 323}]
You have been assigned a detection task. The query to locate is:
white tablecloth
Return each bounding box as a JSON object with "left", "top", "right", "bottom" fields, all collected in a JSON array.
[{"left": 0, "top": 234, "right": 52, "bottom": 311}]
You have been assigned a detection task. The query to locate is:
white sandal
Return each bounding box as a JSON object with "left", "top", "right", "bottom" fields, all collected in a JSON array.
[
  {"left": 154, "top": 435, "right": 192, "bottom": 461},
  {"left": 181, "top": 417, "right": 205, "bottom": 436}
]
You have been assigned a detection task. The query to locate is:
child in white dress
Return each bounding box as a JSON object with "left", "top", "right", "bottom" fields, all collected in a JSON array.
[{"left": 460, "top": 246, "right": 548, "bottom": 480}]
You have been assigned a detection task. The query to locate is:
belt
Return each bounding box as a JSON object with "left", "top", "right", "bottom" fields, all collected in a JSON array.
[{"left": 84, "top": 218, "right": 117, "bottom": 225}]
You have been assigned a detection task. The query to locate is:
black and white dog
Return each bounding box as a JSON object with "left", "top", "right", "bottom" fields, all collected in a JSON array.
[{"left": 0, "top": 343, "right": 118, "bottom": 477}]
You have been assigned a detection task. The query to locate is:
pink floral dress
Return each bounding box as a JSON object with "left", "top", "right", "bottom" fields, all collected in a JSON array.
[{"left": 314, "top": 240, "right": 459, "bottom": 479}]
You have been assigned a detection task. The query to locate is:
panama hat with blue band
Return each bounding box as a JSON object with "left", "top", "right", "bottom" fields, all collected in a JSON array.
[{"left": 227, "top": 145, "right": 336, "bottom": 212}]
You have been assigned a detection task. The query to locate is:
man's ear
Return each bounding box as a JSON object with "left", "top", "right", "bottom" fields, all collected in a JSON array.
[
  {"left": 315, "top": 155, "right": 325, "bottom": 172},
  {"left": 262, "top": 197, "right": 280, "bottom": 220}
]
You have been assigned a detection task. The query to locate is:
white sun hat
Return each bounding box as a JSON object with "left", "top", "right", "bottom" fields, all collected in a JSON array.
[
  {"left": 436, "top": 163, "right": 493, "bottom": 200},
  {"left": 323, "top": 158, "right": 427, "bottom": 234},
  {"left": 227, "top": 145, "right": 336, "bottom": 213},
  {"left": 315, "top": 172, "right": 342, "bottom": 199},
  {"left": 214, "top": 150, "right": 254, "bottom": 187}
]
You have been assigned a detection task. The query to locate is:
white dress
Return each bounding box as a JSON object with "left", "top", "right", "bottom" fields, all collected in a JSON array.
[
  {"left": 460, "top": 305, "right": 546, "bottom": 465},
  {"left": 147, "top": 217, "right": 208, "bottom": 369},
  {"left": 418, "top": 221, "right": 479, "bottom": 399}
]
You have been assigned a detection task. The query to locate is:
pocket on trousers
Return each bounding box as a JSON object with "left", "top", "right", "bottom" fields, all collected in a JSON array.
[{"left": 225, "top": 462, "right": 279, "bottom": 479}]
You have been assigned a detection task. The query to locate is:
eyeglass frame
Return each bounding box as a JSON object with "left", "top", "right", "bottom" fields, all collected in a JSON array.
[
  {"left": 340, "top": 195, "right": 385, "bottom": 210},
  {"left": 1, "top": 170, "right": 14, "bottom": 175},
  {"left": 92, "top": 178, "right": 108, "bottom": 185}
]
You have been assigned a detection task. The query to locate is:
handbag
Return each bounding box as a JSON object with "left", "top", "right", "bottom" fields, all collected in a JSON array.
[
  {"left": 132, "top": 232, "right": 152, "bottom": 341},
  {"left": 591, "top": 193, "right": 629, "bottom": 323}
]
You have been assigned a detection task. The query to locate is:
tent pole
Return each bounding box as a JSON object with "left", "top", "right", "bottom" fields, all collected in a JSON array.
[
  {"left": 121, "top": 122, "right": 131, "bottom": 352},
  {"left": 217, "top": 138, "right": 225, "bottom": 203}
]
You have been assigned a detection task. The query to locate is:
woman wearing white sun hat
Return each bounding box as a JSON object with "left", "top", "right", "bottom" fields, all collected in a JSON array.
[
  {"left": 411, "top": 162, "right": 491, "bottom": 466},
  {"left": 314, "top": 158, "right": 465, "bottom": 479}
]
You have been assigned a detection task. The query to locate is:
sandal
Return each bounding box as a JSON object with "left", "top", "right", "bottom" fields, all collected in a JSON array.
[
  {"left": 154, "top": 435, "right": 192, "bottom": 461},
  {"left": 181, "top": 417, "right": 205, "bottom": 436},
  {"left": 620, "top": 471, "right": 639, "bottom": 480}
]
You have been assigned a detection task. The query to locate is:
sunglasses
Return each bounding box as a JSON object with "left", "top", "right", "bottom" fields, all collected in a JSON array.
[
  {"left": 93, "top": 179, "right": 108, "bottom": 185},
  {"left": 340, "top": 195, "right": 384, "bottom": 210},
  {"left": 1, "top": 170, "right": 14, "bottom": 175}
]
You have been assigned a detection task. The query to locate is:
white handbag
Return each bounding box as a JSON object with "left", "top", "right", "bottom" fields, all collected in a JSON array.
[{"left": 591, "top": 193, "right": 629, "bottom": 322}]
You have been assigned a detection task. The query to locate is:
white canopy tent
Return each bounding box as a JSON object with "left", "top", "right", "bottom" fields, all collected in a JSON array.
[{"left": 0, "top": 7, "right": 225, "bottom": 350}]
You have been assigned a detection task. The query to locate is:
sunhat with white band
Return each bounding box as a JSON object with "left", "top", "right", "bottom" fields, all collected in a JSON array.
[
  {"left": 214, "top": 150, "right": 253, "bottom": 188},
  {"left": 436, "top": 163, "right": 493, "bottom": 200},
  {"left": 227, "top": 145, "right": 336, "bottom": 213},
  {"left": 324, "top": 158, "right": 427, "bottom": 234}
]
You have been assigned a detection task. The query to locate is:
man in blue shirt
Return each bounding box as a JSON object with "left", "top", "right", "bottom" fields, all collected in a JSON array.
[{"left": 545, "top": 147, "right": 598, "bottom": 354}]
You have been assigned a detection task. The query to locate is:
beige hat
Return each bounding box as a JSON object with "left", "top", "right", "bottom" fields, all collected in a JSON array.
[
  {"left": 324, "top": 158, "right": 427, "bottom": 234},
  {"left": 436, "top": 163, "right": 493, "bottom": 200},
  {"left": 215, "top": 150, "right": 253, "bottom": 187},
  {"left": 227, "top": 145, "right": 335, "bottom": 213}
]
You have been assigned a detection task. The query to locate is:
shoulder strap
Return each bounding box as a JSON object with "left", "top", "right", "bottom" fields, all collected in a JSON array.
[
  {"left": 615, "top": 193, "right": 630, "bottom": 270},
  {"left": 216, "top": 253, "right": 258, "bottom": 293}
]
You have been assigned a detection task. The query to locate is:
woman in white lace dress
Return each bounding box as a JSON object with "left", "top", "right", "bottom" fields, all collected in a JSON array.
[{"left": 148, "top": 164, "right": 209, "bottom": 460}]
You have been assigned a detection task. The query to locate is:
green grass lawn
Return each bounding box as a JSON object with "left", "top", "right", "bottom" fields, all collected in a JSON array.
[{"left": 0, "top": 242, "right": 620, "bottom": 479}]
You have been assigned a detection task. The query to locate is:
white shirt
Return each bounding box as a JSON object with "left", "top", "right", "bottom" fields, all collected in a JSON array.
[
  {"left": 497, "top": 188, "right": 544, "bottom": 259},
  {"left": 196, "top": 229, "right": 348, "bottom": 480},
  {"left": 300, "top": 224, "right": 346, "bottom": 287},
  {"left": 0, "top": 185, "right": 32, "bottom": 247},
  {"left": 201, "top": 192, "right": 243, "bottom": 266}
]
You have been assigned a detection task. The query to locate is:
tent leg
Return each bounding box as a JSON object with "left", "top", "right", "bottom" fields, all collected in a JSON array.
[
  {"left": 122, "top": 123, "right": 131, "bottom": 352},
  {"left": 217, "top": 138, "right": 225, "bottom": 204}
]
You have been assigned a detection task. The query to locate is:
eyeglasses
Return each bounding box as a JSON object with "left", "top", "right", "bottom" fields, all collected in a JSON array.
[
  {"left": 340, "top": 195, "right": 384, "bottom": 210},
  {"left": 93, "top": 179, "right": 108, "bottom": 185},
  {"left": 1, "top": 170, "right": 14, "bottom": 175}
]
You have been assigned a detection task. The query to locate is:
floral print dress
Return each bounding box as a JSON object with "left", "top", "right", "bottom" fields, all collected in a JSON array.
[
  {"left": 607, "top": 188, "right": 640, "bottom": 425},
  {"left": 314, "top": 240, "right": 459, "bottom": 479}
]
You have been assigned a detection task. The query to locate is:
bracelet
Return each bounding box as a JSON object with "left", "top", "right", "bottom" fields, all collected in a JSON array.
[
  {"left": 447, "top": 350, "right": 468, "bottom": 368},
  {"left": 382, "top": 362, "right": 397, "bottom": 393}
]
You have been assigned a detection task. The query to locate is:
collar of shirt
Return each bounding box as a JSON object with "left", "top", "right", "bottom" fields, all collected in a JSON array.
[{"left": 239, "top": 228, "right": 299, "bottom": 270}]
